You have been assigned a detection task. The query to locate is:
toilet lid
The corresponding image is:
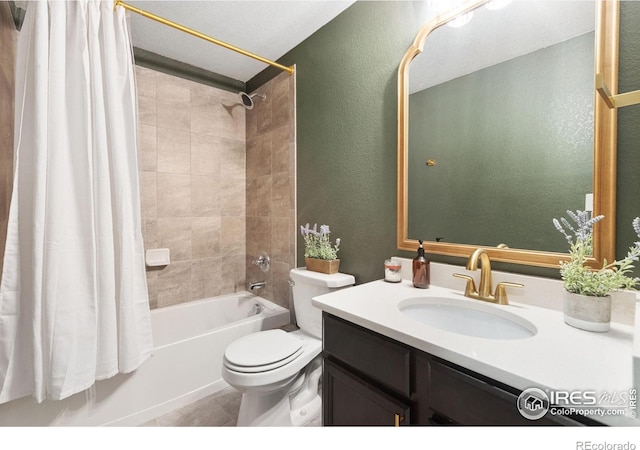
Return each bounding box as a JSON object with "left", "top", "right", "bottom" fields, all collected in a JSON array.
[
  {"left": 224, "top": 329, "right": 303, "bottom": 370},
  {"left": 224, "top": 347, "right": 304, "bottom": 373}
]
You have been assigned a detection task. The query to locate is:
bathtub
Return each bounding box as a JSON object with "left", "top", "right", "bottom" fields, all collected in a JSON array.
[{"left": 0, "top": 292, "right": 290, "bottom": 426}]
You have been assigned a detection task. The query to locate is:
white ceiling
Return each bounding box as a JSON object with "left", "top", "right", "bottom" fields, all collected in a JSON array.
[
  {"left": 14, "top": 1, "right": 599, "bottom": 86},
  {"left": 410, "top": 1, "right": 596, "bottom": 93},
  {"left": 126, "top": 1, "right": 597, "bottom": 88},
  {"left": 127, "top": 0, "right": 355, "bottom": 82}
]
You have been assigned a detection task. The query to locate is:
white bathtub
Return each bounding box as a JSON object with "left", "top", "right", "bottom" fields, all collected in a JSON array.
[{"left": 0, "top": 292, "right": 290, "bottom": 426}]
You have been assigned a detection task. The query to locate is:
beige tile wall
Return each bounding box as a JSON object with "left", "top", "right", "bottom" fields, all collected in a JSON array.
[
  {"left": 246, "top": 71, "right": 297, "bottom": 310},
  {"left": 0, "top": 3, "right": 16, "bottom": 277},
  {"left": 0, "top": 16, "right": 296, "bottom": 312},
  {"left": 136, "top": 66, "right": 247, "bottom": 309}
]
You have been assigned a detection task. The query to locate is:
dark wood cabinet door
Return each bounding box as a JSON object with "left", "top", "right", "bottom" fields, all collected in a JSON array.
[
  {"left": 323, "top": 358, "right": 410, "bottom": 426},
  {"left": 426, "top": 357, "right": 591, "bottom": 426},
  {"left": 323, "top": 313, "right": 411, "bottom": 398}
]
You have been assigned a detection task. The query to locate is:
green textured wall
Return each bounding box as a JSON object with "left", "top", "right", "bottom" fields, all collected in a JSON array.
[
  {"left": 408, "top": 33, "right": 593, "bottom": 253},
  {"left": 249, "top": 1, "right": 640, "bottom": 283},
  {"left": 616, "top": 1, "right": 640, "bottom": 269},
  {"left": 251, "top": 1, "right": 428, "bottom": 283}
]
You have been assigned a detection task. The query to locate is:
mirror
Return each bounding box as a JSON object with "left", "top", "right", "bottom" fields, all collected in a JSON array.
[{"left": 397, "top": 0, "right": 619, "bottom": 268}]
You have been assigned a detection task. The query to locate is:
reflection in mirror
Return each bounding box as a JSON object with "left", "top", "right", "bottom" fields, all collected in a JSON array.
[
  {"left": 408, "top": 1, "right": 595, "bottom": 253},
  {"left": 397, "top": 0, "right": 618, "bottom": 269}
]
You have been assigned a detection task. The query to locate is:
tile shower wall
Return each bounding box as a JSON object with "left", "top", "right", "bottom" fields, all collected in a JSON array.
[
  {"left": 0, "top": 2, "right": 16, "bottom": 277},
  {"left": 245, "top": 71, "right": 296, "bottom": 310},
  {"left": 136, "top": 66, "right": 247, "bottom": 309}
]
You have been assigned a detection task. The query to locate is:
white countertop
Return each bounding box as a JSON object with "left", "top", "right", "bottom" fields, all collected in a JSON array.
[{"left": 312, "top": 279, "right": 639, "bottom": 426}]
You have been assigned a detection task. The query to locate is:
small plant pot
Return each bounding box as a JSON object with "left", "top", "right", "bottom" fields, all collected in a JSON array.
[
  {"left": 305, "top": 257, "right": 340, "bottom": 274},
  {"left": 563, "top": 291, "right": 611, "bottom": 332}
]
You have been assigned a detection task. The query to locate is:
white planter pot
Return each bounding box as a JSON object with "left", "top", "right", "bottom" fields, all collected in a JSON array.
[{"left": 562, "top": 291, "right": 611, "bottom": 332}]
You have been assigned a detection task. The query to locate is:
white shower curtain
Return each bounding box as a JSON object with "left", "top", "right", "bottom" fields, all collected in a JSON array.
[{"left": 0, "top": 0, "right": 152, "bottom": 403}]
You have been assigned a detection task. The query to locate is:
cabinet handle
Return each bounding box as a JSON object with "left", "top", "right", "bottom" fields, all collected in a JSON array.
[{"left": 394, "top": 413, "right": 405, "bottom": 427}]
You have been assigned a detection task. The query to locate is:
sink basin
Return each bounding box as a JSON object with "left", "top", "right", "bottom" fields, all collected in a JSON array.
[{"left": 398, "top": 297, "right": 536, "bottom": 340}]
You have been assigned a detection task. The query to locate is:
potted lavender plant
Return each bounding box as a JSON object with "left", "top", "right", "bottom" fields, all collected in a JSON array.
[
  {"left": 553, "top": 210, "right": 640, "bottom": 332},
  {"left": 301, "top": 223, "right": 341, "bottom": 274}
]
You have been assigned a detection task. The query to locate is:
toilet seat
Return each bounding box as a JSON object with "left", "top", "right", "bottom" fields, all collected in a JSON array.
[
  {"left": 222, "top": 330, "right": 322, "bottom": 389},
  {"left": 224, "top": 347, "right": 304, "bottom": 373},
  {"left": 223, "top": 329, "right": 303, "bottom": 373}
]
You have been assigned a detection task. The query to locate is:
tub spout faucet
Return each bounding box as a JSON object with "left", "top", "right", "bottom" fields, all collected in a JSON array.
[
  {"left": 250, "top": 281, "right": 266, "bottom": 291},
  {"left": 453, "top": 248, "right": 523, "bottom": 305}
]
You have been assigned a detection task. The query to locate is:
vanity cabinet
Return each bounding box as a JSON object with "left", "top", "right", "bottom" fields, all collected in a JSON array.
[
  {"left": 323, "top": 359, "right": 411, "bottom": 426},
  {"left": 322, "top": 311, "right": 418, "bottom": 426},
  {"left": 322, "top": 313, "right": 599, "bottom": 426}
]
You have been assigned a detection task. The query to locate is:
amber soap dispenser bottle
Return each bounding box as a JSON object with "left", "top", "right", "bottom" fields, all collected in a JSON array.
[{"left": 412, "top": 240, "right": 430, "bottom": 289}]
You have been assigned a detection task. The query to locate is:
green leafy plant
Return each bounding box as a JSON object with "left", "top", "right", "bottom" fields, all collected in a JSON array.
[
  {"left": 301, "top": 223, "right": 341, "bottom": 260},
  {"left": 553, "top": 210, "right": 640, "bottom": 297}
]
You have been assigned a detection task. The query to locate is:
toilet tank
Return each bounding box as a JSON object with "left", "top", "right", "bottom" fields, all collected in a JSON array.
[{"left": 289, "top": 268, "right": 355, "bottom": 339}]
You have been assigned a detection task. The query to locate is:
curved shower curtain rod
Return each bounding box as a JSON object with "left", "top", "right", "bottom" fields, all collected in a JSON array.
[{"left": 113, "top": 0, "right": 295, "bottom": 76}]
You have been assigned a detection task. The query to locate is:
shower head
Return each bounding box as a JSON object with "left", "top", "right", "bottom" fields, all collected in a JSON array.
[{"left": 238, "top": 91, "right": 266, "bottom": 110}]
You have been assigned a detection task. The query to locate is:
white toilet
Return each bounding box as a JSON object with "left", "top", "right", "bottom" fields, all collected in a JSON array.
[{"left": 222, "top": 267, "right": 355, "bottom": 426}]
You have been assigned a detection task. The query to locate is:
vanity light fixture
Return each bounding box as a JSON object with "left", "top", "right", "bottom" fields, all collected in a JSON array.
[{"left": 427, "top": 0, "right": 474, "bottom": 28}]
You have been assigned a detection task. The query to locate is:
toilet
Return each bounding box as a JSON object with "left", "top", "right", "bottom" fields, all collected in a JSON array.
[{"left": 222, "top": 267, "right": 355, "bottom": 426}]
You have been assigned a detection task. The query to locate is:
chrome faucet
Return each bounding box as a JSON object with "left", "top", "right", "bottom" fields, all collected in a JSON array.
[
  {"left": 249, "top": 281, "right": 266, "bottom": 291},
  {"left": 453, "top": 248, "right": 523, "bottom": 305}
]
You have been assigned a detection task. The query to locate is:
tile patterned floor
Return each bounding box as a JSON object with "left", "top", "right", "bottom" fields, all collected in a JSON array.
[
  {"left": 140, "top": 386, "right": 321, "bottom": 427},
  {"left": 141, "top": 386, "right": 242, "bottom": 426}
]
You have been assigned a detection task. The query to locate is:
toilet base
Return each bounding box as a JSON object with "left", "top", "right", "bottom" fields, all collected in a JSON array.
[
  {"left": 290, "top": 393, "right": 321, "bottom": 426},
  {"left": 236, "top": 356, "right": 322, "bottom": 426}
]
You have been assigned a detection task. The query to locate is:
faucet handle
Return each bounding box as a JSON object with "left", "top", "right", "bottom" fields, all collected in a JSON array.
[
  {"left": 252, "top": 252, "right": 271, "bottom": 273},
  {"left": 453, "top": 273, "right": 478, "bottom": 297},
  {"left": 494, "top": 282, "right": 524, "bottom": 305}
]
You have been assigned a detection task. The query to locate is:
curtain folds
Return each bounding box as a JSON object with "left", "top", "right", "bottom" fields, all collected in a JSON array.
[{"left": 0, "top": 0, "right": 152, "bottom": 404}]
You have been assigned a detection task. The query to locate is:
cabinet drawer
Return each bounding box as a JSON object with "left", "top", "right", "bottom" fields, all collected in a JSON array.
[
  {"left": 323, "top": 313, "right": 411, "bottom": 397},
  {"left": 428, "top": 358, "right": 580, "bottom": 426},
  {"left": 323, "top": 358, "right": 410, "bottom": 426}
]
